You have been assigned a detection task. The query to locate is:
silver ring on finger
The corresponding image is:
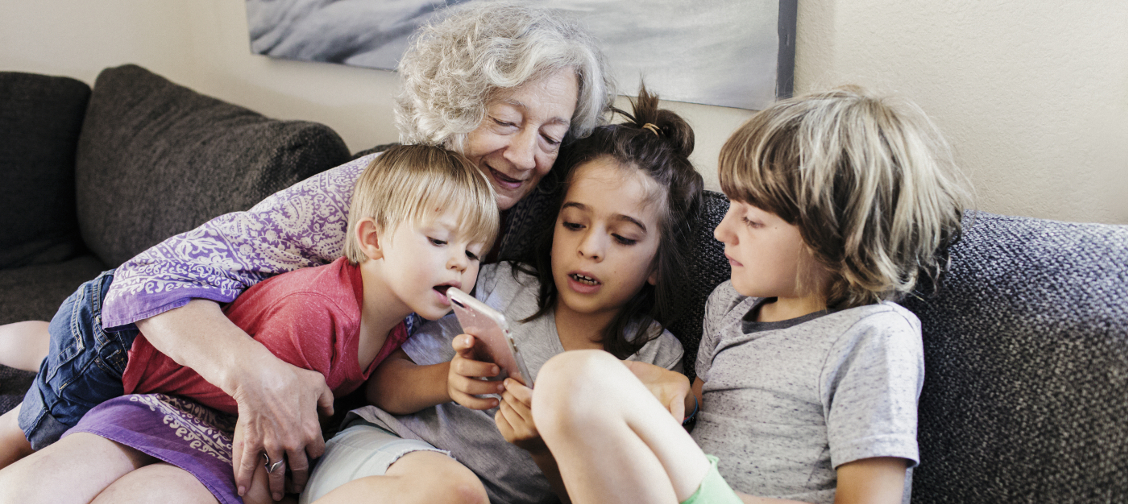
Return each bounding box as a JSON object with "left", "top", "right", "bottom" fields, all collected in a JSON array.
[{"left": 261, "top": 451, "right": 285, "bottom": 474}]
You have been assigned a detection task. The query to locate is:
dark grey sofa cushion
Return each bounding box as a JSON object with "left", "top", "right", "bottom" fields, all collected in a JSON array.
[
  {"left": 75, "top": 64, "right": 351, "bottom": 267},
  {"left": 0, "top": 72, "right": 90, "bottom": 269},
  {"left": 0, "top": 255, "right": 106, "bottom": 324},
  {"left": 903, "top": 212, "right": 1128, "bottom": 503}
]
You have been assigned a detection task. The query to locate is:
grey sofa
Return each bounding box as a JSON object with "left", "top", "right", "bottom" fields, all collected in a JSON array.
[
  {"left": 1, "top": 64, "right": 1126, "bottom": 503},
  {"left": 658, "top": 199, "right": 1128, "bottom": 503},
  {"left": 0, "top": 63, "right": 350, "bottom": 410}
]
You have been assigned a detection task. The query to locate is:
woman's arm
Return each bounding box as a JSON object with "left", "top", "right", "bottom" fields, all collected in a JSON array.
[
  {"left": 102, "top": 158, "right": 369, "bottom": 329},
  {"left": 136, "top": 300, "right": 333, "bottom": 500},
  {"left": 103, "top": 158, "right": 370, "bottom": 499}
]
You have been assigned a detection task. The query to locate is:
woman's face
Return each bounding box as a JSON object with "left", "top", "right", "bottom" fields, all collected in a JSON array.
[{"left": 465, "top": 68, "right": 579, "bottom": 211}]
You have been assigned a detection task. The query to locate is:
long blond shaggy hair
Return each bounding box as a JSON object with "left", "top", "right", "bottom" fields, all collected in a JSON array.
[
  {"left": 719, "top": 86, "right": 974, "bottom": 309},
  {"left": 344, "top": 145, "right": 499, "bottom": 264}
]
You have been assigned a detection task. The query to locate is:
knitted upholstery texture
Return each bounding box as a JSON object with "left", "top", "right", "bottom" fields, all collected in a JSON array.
[
  {"left": 75, "top": 64, "right": 351, "bottom": 267},
  {"left": 666, "top": 190, "right": 730, "bottom": 380},
  {"left": 0, "top": 72, "right": 90, "bottom": 269},
  {"left": 902, "top": 212, "right": 1128, "bottom": 503}
]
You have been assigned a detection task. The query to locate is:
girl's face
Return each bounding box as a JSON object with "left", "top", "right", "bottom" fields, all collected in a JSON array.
[
  {"left": 714, "top": 199, "right": 830, "bottom": 321},
  {"left": 551, "top": 158, "right": 662, "bottom": 322},
  {"left": 464, "top": 68, "right": 579, "bottom": 211}
]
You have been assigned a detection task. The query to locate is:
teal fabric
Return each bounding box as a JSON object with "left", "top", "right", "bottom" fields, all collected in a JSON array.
[{"left": 681, "top": 455, "right": 742, "bottom": 504}]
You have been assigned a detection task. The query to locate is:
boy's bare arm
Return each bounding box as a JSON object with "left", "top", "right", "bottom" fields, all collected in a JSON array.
[
  {"left": 737, "top": 459, "right": 910, "bottom": 504},
  {"left": 366, "top": 349, "right": 452, "bottom": 414},
  {"left": 831, "top": 457, "right": 908, "bottom": 504},
  {"left": 367, "top": 334, "right": 512, "bottom": 413}
]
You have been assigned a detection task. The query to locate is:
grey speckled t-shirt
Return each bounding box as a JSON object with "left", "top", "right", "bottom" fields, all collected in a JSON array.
[
  {"left": 693, "top": 281, "right": 923, "bottom": 504},
  {"left": 351, "top": 262, "right": 684, "bottom": 504}
]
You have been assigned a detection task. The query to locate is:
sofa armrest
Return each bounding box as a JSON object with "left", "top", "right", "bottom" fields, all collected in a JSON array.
[{"left": 902, "top": 212, "right": 1128, "bottom": 502}]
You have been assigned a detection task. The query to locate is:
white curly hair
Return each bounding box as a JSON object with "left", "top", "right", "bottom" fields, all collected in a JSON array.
[{"left": 394, "top": 1, "right": 616, "bottom": 150}]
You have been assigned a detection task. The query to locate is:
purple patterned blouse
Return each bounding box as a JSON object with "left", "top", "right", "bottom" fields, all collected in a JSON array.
[{"left": 101, "top": 154, "right": 376, "bottom": 328}]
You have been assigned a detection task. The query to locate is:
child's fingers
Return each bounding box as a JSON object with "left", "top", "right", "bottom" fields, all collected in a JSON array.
[
  {"left": 494, "top": 408, "right": 516, "bottom": 442},
  {"left": 451, "top": 334, "right": 477, "bottom": 356},
  {"left": 450, "top": 388, "right": 500, "bottom": 410},
  {"left": 496, "top": 397, "right": 546, "bottom": 453},
  {"left": 450, "top": 354, "right": 500, "bottom": 380},
  {"left": 500, "top": 390, "right": 534, "bottom": 428},
  {"left": 449, "top": 369, "right": 505, "bottom": 396},
  {"left": 670, "top": 394, "right": 686, "bottom": 423},
  {"left": 496, "top": 399, "right": 527, "bottom": 437},
  {"left": 503, "top": 378, "right": 532, "bottom": 406}
]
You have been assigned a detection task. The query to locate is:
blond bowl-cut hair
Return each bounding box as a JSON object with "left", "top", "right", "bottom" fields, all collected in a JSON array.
[
  {"left": 719, "top": 86, "right": 974, "bottom": 309},
  {"left": 395, "top": 1, "right": 615, "bottom": 150},
  {"left": 343, "top": 144, "right": 500, "bottom": 265}
]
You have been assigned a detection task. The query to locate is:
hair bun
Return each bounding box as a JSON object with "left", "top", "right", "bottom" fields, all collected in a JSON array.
[{"left": 627, "top": 84, "right": 694, "bottom": 158}]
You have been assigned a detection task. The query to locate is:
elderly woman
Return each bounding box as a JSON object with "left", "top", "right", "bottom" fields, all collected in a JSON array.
[{"left": 0, "top": 2, "right": 613, "bottom": 503}]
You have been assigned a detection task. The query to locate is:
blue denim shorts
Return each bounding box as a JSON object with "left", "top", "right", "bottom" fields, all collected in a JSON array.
[{"left": 18, "top": 269, "right": 139, "bottom": 450}]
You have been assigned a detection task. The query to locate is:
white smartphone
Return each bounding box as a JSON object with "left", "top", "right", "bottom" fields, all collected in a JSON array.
[{"left": 446, "top": 287, "right": 532, "bottom": 387}]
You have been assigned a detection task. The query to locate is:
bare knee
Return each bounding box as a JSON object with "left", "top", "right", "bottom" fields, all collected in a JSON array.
[
  {"left": 325, "top": 451, "right": 488, "bottom": 504},
  {"left": 533, "top": 350, "right": 627, "bottom": 438},
  {"left": 0, "top": 405, "right": 34, "bottom": 469},
  {"left": 438, "top": 472, "right": 489, "bottom": 504},
  {"left": 404, "top": 453, "right": 487, "bottom": 504},
  {"left": 0, "top": 320, "right": 50, "bottom": 372},
  {"left": 91, "top": 463, "right": 219, "bottom": 504}
]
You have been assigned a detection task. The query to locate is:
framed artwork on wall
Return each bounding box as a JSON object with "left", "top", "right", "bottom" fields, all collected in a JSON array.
[{"left": 245, "top": 0, "right": 796, "bottom": 110}]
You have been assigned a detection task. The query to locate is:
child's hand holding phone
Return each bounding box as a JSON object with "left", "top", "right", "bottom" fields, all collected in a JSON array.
[
  {"left": 447, "top": 333, "right": 506, "bottom": 410},
  {"left": 446, "top": 288, "right": 532, "bottom": 385},
  {"left": 495, "top": 378, "right": 546, "bottom": 453}
]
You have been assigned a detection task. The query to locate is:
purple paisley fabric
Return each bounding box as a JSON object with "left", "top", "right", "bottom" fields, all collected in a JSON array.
[{"left": 101, "top": 154, "right": 378, "bottom": 328}]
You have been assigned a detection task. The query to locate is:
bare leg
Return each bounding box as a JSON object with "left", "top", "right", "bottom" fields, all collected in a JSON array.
[
  {"left": 0, "top": 321, "right": 49, "bottom": 372},
  {"left": 244, "top": 450, "right": 298, "bottom": 504},
  {"left": 88, "top": 448, "right": 294, "bottom": 504},
  {"left": 311, "top": 450, "right": 488, "bottom": 504},
  {"left": 0, "top": 404, "right": 33, "bottom": 469},
  {"left": 0, "top": 432, "right": 154, "bottom": 504},
  {"left": 91, "top": 462, "right": 220, "bottom": 504},
  {"left": 533, "top": 350, "right": 712, "bottom": 504}
]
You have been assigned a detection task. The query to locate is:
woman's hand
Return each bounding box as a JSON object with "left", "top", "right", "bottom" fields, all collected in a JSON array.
[
  {"left": 495, "top": 378, "right": 547, "bottom": 454},
  {"left": 447, "top": 334, "right": 506, "bottom": 410},
  {"left": 621, "top": 360, "right": 693, "bottom": 423},
  {"left": 230, "top": 355, "right": 334, "bottom": 501},
  {"left": 136, "top": 299, "right": 334, "bottom": 500}
]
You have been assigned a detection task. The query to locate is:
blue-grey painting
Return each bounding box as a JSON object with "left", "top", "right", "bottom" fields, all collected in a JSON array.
[{"left": 245, "top": 0, "right": 794, "bottom": 110}]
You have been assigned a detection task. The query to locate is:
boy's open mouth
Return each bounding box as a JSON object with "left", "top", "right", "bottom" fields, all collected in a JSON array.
[{"left": 569, "top": 273, "right": 601, "bottom": 286}]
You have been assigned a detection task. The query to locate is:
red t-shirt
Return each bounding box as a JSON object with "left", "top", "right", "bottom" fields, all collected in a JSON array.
[{"left": 120, "top": 257, "right": 408, "bottom": 414}]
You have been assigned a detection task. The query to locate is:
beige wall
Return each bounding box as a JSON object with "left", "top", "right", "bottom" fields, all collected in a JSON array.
[{"left": 2, "top": 1, "right": 1125, "bottom": 223}]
